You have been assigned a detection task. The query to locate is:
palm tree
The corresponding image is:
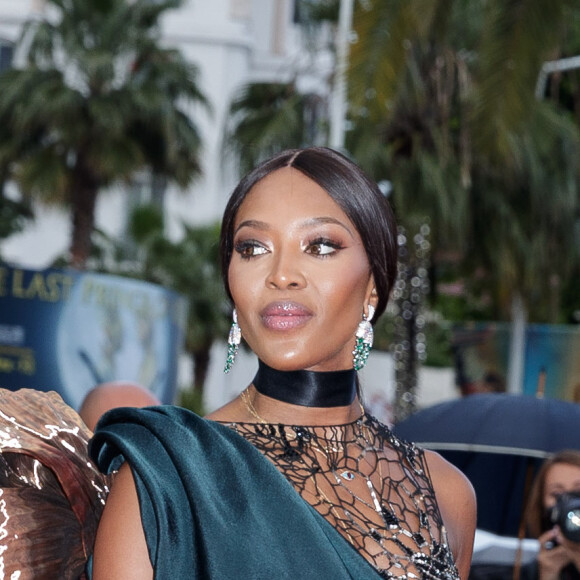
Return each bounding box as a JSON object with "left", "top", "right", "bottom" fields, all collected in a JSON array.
[
  {"left": 224, "top": 81, "right": 327, "bottom": 175},
  {"left": 0, "top": 195, "right": 33, "bottom": 252},
  {"left": 223, "top": 3, "right": 336, "bottom": 172},
  {"left": 0, "top": 0, "right": 207, "bottom": 268},
  {"left": 348, "top": 0, "right": 580, "bottom": 400},
  {"left": 348, "top": 0, "right": 580, "bottom": 320},
  {"left": 0, "top": 103, "right": 35, "bottom": 250}
]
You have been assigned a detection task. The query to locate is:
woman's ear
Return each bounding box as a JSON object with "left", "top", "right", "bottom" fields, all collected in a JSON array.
[{"left": 365, "top": 278, "right": 379, "bottom": 319}]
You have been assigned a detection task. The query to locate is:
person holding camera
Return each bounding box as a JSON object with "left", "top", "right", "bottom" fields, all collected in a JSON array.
[{"left": 523, "top": 450, "right": 580, "bottom": 580}]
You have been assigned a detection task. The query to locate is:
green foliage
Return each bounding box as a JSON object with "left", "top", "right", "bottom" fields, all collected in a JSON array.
[
  {"left": 432, "top": 292, "right": 492, "bottom": 323},
  {"left": 224, "top": 82, "right": 326, "bottom": 175},
  {"left": 372, "top": 314, "right": 396, "bottom": 352},
  {"left": 146, "top": 221, "right": 230, "bottom": 394},
  {"left": 561, "top": 263, "right": 580, "bottom": 324},
  {"left": 0, "top": 194, "right": 33, "bottom": 243},
  {"left": 129, "top": 204, "right": 164, "bottom": 244},
  {"left": 421, "top": 322, "right": 454, "bottom": 368},
  {"left": 0, "top": 0, "right": 207, "bottom": 267},
  {"left": 177, "top": 386, "right": 205, "bottom": 415},
  {"left": 161, "top": 222, "right": 229, "bottom": 355},
  {"left": 373, "top": 312, "right": 454, "bottom": 368},
  {"left": 348, "top": 0, "right": 580, "bottom": 323}
]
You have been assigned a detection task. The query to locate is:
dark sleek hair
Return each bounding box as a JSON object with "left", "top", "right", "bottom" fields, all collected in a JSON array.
[
  {"left": 220, "top": 147, "right": 398, "bottom": 321},
  {"left": 525, "top": 449, "right": 580, "bottom": 538}
]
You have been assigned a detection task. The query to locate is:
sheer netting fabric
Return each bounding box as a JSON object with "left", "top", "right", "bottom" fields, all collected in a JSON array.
[{"left": 225, "top": 413, "right": 459, "bottom": 580}]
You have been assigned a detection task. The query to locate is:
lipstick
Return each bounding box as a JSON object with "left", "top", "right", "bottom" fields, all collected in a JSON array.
[{"left": 260, "top": 301, "right": 313, "bottom": 331}]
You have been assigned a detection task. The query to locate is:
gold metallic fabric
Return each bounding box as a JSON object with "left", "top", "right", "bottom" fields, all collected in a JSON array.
[{"left": 0, "top": 388, "right": 110, "bottom": 580}]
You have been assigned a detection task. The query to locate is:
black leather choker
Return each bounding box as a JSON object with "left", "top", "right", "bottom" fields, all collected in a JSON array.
[{"left": 252, "top": 360, "right": 357, "bottom": 407}]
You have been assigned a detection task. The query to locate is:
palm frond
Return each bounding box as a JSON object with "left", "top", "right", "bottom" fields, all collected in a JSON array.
[{"left": 224, "top": 82, "right": 321, "bottom": 175}]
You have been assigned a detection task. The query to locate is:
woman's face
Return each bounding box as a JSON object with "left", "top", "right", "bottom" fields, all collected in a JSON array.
[
  {"left": 228, "top": 167, "right": 376, "bottom": 372},
  {"left": 543, "top": 462, "right": 580, "bottom": 509}
]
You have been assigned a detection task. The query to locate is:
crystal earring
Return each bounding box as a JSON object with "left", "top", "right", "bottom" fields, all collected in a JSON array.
[
  {"left": 224, "top": 309, "right": 241, "bottom": 373},
  {"left": 353, "top": 305, "right": 375, "bottom": 371}
]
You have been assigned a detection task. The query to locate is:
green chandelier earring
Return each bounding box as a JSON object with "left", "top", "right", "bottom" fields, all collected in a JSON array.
[
  {"left": 353, "top": 305, "right": 375, "bottom": 371},
  {"left": 224, "top": 309, "right": 241, "bottom": 373}
]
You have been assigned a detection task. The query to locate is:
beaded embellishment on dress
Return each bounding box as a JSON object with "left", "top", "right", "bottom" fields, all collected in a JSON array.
[{"left": 225, "top": 413, "right": 459, "bottom": 580}]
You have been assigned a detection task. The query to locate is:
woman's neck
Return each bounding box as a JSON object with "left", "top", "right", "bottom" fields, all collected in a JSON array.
[
  {"left": 253, "top": 360, "right": 357, "bottom": 407},
  {"left": 242, "top": 360, "right": 363, "bottom": 426}
]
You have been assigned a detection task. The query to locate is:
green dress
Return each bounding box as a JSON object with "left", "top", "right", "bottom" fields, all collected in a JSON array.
[
  {"left": 91, "top": 405, "right": 460, "bottom": 579},
  {"left": 90, "top": 405, "right": 384, "bottom": 579}
]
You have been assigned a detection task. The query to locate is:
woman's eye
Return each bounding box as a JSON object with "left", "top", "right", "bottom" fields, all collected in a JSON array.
[
  {"left": 234, "top": 241, "right": 268, "bottom": 259},
  {"left": 306, "top": 238, "right": 343, "bottom": 256}
]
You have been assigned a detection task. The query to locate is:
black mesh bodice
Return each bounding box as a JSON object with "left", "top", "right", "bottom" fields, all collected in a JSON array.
[{"left": 224, "top": 413, "right": 459, "bottom": 580}]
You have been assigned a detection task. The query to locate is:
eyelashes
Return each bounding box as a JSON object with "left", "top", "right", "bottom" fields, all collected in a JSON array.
[
  {"left": 233, "top": 237, "right": 345, "bottom": 260},
  {"left": 234, "top": 239, "right": 267, "bottom": 260},
  {"left": 305, "top": 237, "right": 345, "bottom": 256}
]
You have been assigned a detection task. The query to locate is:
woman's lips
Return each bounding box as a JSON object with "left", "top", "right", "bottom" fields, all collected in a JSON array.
[{"left": 260, "top": 302, "right": 313, "bottom": 331}]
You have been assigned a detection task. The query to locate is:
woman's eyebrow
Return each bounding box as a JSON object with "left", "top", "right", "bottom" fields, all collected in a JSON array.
[
  {"left": 300, "top": 216, "right": 354, "bottom": 237},
  {"left": 234, "top": 219, "right": 269, "bottom": 234}
]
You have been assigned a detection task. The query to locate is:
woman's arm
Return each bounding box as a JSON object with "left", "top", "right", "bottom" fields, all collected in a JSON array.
[
  {"left": 92, "top": 463, "right": 154, "bottom": 579},
  {"left": 425, "top": 450, "right": 477, "bottom": 580}
]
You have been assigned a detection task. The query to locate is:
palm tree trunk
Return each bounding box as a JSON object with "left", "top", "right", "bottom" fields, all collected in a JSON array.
[
  {"left": 193, "top": 346, "right": 211, "bottom": 397},
  {"left": 549, "top": 274, "right": 561, "bottom": 323},
  {"left": 69, "top": 162, "right": 99, "bottom": 270},
  {"left": 0, "top": 167, "right": 6, "bottom": 196}
]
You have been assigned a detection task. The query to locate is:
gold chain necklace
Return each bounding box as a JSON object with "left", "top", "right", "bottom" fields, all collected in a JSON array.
[
  {"left": 240, "top": 386, "right": 366, "bottom": 425},
  {"left": 240, "top": 387, "right": 267, "bottom": 424}
]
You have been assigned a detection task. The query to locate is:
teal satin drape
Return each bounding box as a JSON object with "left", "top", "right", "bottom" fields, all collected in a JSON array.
[{"left": 90, "top": 406, "right": 382, "bottom": 579}]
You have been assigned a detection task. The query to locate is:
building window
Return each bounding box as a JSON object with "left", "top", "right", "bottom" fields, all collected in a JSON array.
[{"left": 0, "top": 41, "right": 14, "bottom": 74}]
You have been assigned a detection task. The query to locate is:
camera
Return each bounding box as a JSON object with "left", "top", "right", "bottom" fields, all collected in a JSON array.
[{"left": 548, "top": 492, "right": 580, "bottom": 543}]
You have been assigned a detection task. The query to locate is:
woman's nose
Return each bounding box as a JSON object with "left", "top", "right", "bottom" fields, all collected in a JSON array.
[{"left": 265, "top": 250, "right": 307, "bottom": 289}]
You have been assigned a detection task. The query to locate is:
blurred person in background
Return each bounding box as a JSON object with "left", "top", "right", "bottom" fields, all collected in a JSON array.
[
  {"left": 79, "top": 381, "right": 160, "bottom": 431},
  {"left": 523, "top": 450, "right": 580, "bottom": 580}
]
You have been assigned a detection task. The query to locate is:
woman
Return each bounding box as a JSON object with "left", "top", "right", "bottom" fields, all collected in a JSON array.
[
  {"left": 90, "top": 147, "right": 476, "bottom": 579},
  {"left": 522, "top": 450, "right": 580, "bottom": 580}
]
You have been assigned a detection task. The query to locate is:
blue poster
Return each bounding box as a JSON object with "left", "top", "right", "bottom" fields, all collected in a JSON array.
[
  {"left": 523, "top": 324, "right": 580, "bottom": 400},
  {"left": 0, "top": 265, "right": 186, "bottom": 408},
  {"left": 452, "top": 322, "right": 580, "bottom": 400}
]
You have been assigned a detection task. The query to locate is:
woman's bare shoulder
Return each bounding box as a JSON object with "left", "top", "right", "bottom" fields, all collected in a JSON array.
[
  {"left": 424, "top": 449, "right": 477, "bottom": 579},
  {"left": 424, "top": 449, "right": 474, "bottom": 494}
]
